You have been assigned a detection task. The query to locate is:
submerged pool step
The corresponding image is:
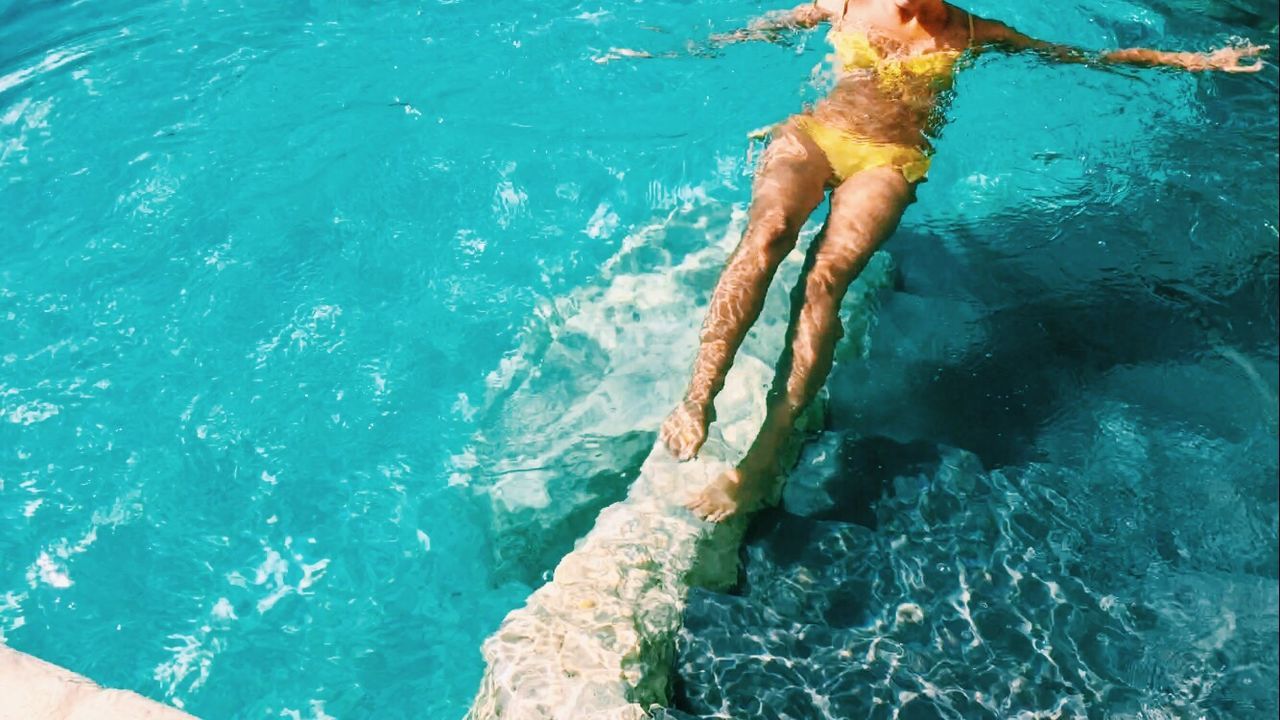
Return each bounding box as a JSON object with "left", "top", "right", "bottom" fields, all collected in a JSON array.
[
  {"left": 465, "top": 351, "right": 827, "bottom": 720},
  {"left": 465, "top": 211, "right": 899, "bottom": 719}
]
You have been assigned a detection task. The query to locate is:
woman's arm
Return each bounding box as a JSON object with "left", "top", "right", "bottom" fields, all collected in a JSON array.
[
  {"left": 595, "top": 3, "right": 830, "bottom": 63},
  {"left": 710, "top": 3, "right": 831, "bottom": 45},
  {"left": 975, "top": 17, "right": 1268, "bottom": 72}
]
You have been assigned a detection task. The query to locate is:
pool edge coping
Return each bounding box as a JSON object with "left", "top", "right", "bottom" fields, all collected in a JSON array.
[{"left": 0, "top": 643, "right": 195, "bottom": 720}]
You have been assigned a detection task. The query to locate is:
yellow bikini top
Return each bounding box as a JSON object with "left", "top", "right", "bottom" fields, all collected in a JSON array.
[
  {"left": 830, "top": 30, "right": 963, "bottom": 76},
  {"left": 825, "top": 3, "right": 974, "bottom": 85}
]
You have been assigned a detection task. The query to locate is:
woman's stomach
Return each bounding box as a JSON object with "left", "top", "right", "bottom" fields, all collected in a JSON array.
[{"left": 809, "top": 74, "right": 949, "bottom": 150}]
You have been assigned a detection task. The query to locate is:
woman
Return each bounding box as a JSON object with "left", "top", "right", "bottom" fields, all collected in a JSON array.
[{"left": 656, "top": 0, "right": 1267, "bottom": 521}]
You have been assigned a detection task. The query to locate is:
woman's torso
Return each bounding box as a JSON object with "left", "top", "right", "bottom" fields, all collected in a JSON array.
[{"left": 810, "top": 1, "right": 972, "bottom": 148}]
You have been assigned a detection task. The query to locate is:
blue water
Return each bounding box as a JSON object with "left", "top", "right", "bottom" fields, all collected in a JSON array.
[{"left": 1, "top": 0, "right": 1276, "bottom": 718}]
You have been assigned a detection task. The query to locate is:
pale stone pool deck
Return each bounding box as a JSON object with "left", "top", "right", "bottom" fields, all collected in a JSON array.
[{"left": 0, "top": 644, "right": 193, "bottom": 720}]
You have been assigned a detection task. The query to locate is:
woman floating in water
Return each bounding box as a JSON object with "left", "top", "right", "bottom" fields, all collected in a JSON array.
[{"left": 652, "top": 0, "right": 1267, "bottom": 521}]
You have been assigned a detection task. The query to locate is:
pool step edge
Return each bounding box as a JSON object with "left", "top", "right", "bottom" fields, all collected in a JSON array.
[
  {"left": 0, "top": 644, "right": 195, "bottom": 720},
  {"left": 465, "top": 352, "right": 824, "bottom": 720}
]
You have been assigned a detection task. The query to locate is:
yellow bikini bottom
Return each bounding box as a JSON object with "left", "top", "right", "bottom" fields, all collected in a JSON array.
[{"left": 791, "top": 115, "right": 931, "bottom": 184}]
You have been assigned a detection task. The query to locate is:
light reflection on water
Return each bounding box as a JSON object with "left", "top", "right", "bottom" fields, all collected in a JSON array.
[{"left": 1, "top": 0, "right": 1276, "bottom": 717}]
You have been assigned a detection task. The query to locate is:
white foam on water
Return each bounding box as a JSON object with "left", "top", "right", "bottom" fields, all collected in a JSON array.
[
  {"left": 23, "top": 493, "right": 140, "bottom": 591},
  {"left": 0, "top": 49, "right": 91, "bottom": 95},
  {"left": 28, "top": 553, "right": 72, "bottom": 589},
  {"left": 5, "top": 400, "right": 60, "bottom": 425},
  {"left": 154, "top": 538, "right": 328, "bottom": 708}
]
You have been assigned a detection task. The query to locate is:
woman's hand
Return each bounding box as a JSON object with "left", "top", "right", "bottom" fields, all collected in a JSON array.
[
  {"left": 1105, "top": 42, "right": 1270, "bottom": 72},
  {"left": 592, "top": 47, "right": 658, "bottom": 64},
  {"left": 1190, "top": 43, "right": 1269, "bottom": 72}
]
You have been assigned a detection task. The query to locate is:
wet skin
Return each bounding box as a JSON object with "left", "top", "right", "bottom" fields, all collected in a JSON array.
[{"left": 657, "top": 0, "right": 1268, "bottom": 521}]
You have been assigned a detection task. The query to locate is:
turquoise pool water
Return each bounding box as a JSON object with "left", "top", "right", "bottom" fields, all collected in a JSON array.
[{"left": 1, "top": 0, "right": 1276, "bottom": 718}]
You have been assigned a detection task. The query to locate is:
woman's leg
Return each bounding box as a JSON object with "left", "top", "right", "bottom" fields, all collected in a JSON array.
[
  {"left": 660, "top": 123, "right": 832, "bottom": 460},
  {"left": 687, "top": 165, "right": 917, "bottom": 521}
]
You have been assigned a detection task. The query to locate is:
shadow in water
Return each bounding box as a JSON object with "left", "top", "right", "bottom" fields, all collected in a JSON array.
[
  {"left": 826, "top": 225, "right": 1279, "bottom": 473},
  {"left": 765, "top": 436, "right": 943, "bottom": 531}
]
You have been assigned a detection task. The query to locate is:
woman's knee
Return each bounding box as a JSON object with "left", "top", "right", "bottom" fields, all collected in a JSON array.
[
  {"left": 804, "top": 257, "right": 859, "bottom": 301},
  {"left": 743, "top": 206, "right": 800, "bottom": 260}
]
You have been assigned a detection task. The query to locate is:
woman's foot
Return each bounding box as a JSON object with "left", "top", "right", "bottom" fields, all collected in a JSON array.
[
  {"left": 660, "top": 398, "right": 715, "bottom": 461},
  {"left": 685, "top": 452, "right": 780, "bottom": 522}
]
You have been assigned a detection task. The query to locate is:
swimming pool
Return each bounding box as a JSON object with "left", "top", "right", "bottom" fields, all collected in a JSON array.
[{"left": 1, "top": 0, "right": 1276, "bottom": 717}]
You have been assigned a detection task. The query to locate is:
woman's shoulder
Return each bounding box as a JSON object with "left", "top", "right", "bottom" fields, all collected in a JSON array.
[{"left": 811, "top": 0, "right": 851, "bottom": 20}]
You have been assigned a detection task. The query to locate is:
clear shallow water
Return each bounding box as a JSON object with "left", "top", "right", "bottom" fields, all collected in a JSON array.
[{"left": 0, "top": 0, "right": 1276, "bottom": 718}]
